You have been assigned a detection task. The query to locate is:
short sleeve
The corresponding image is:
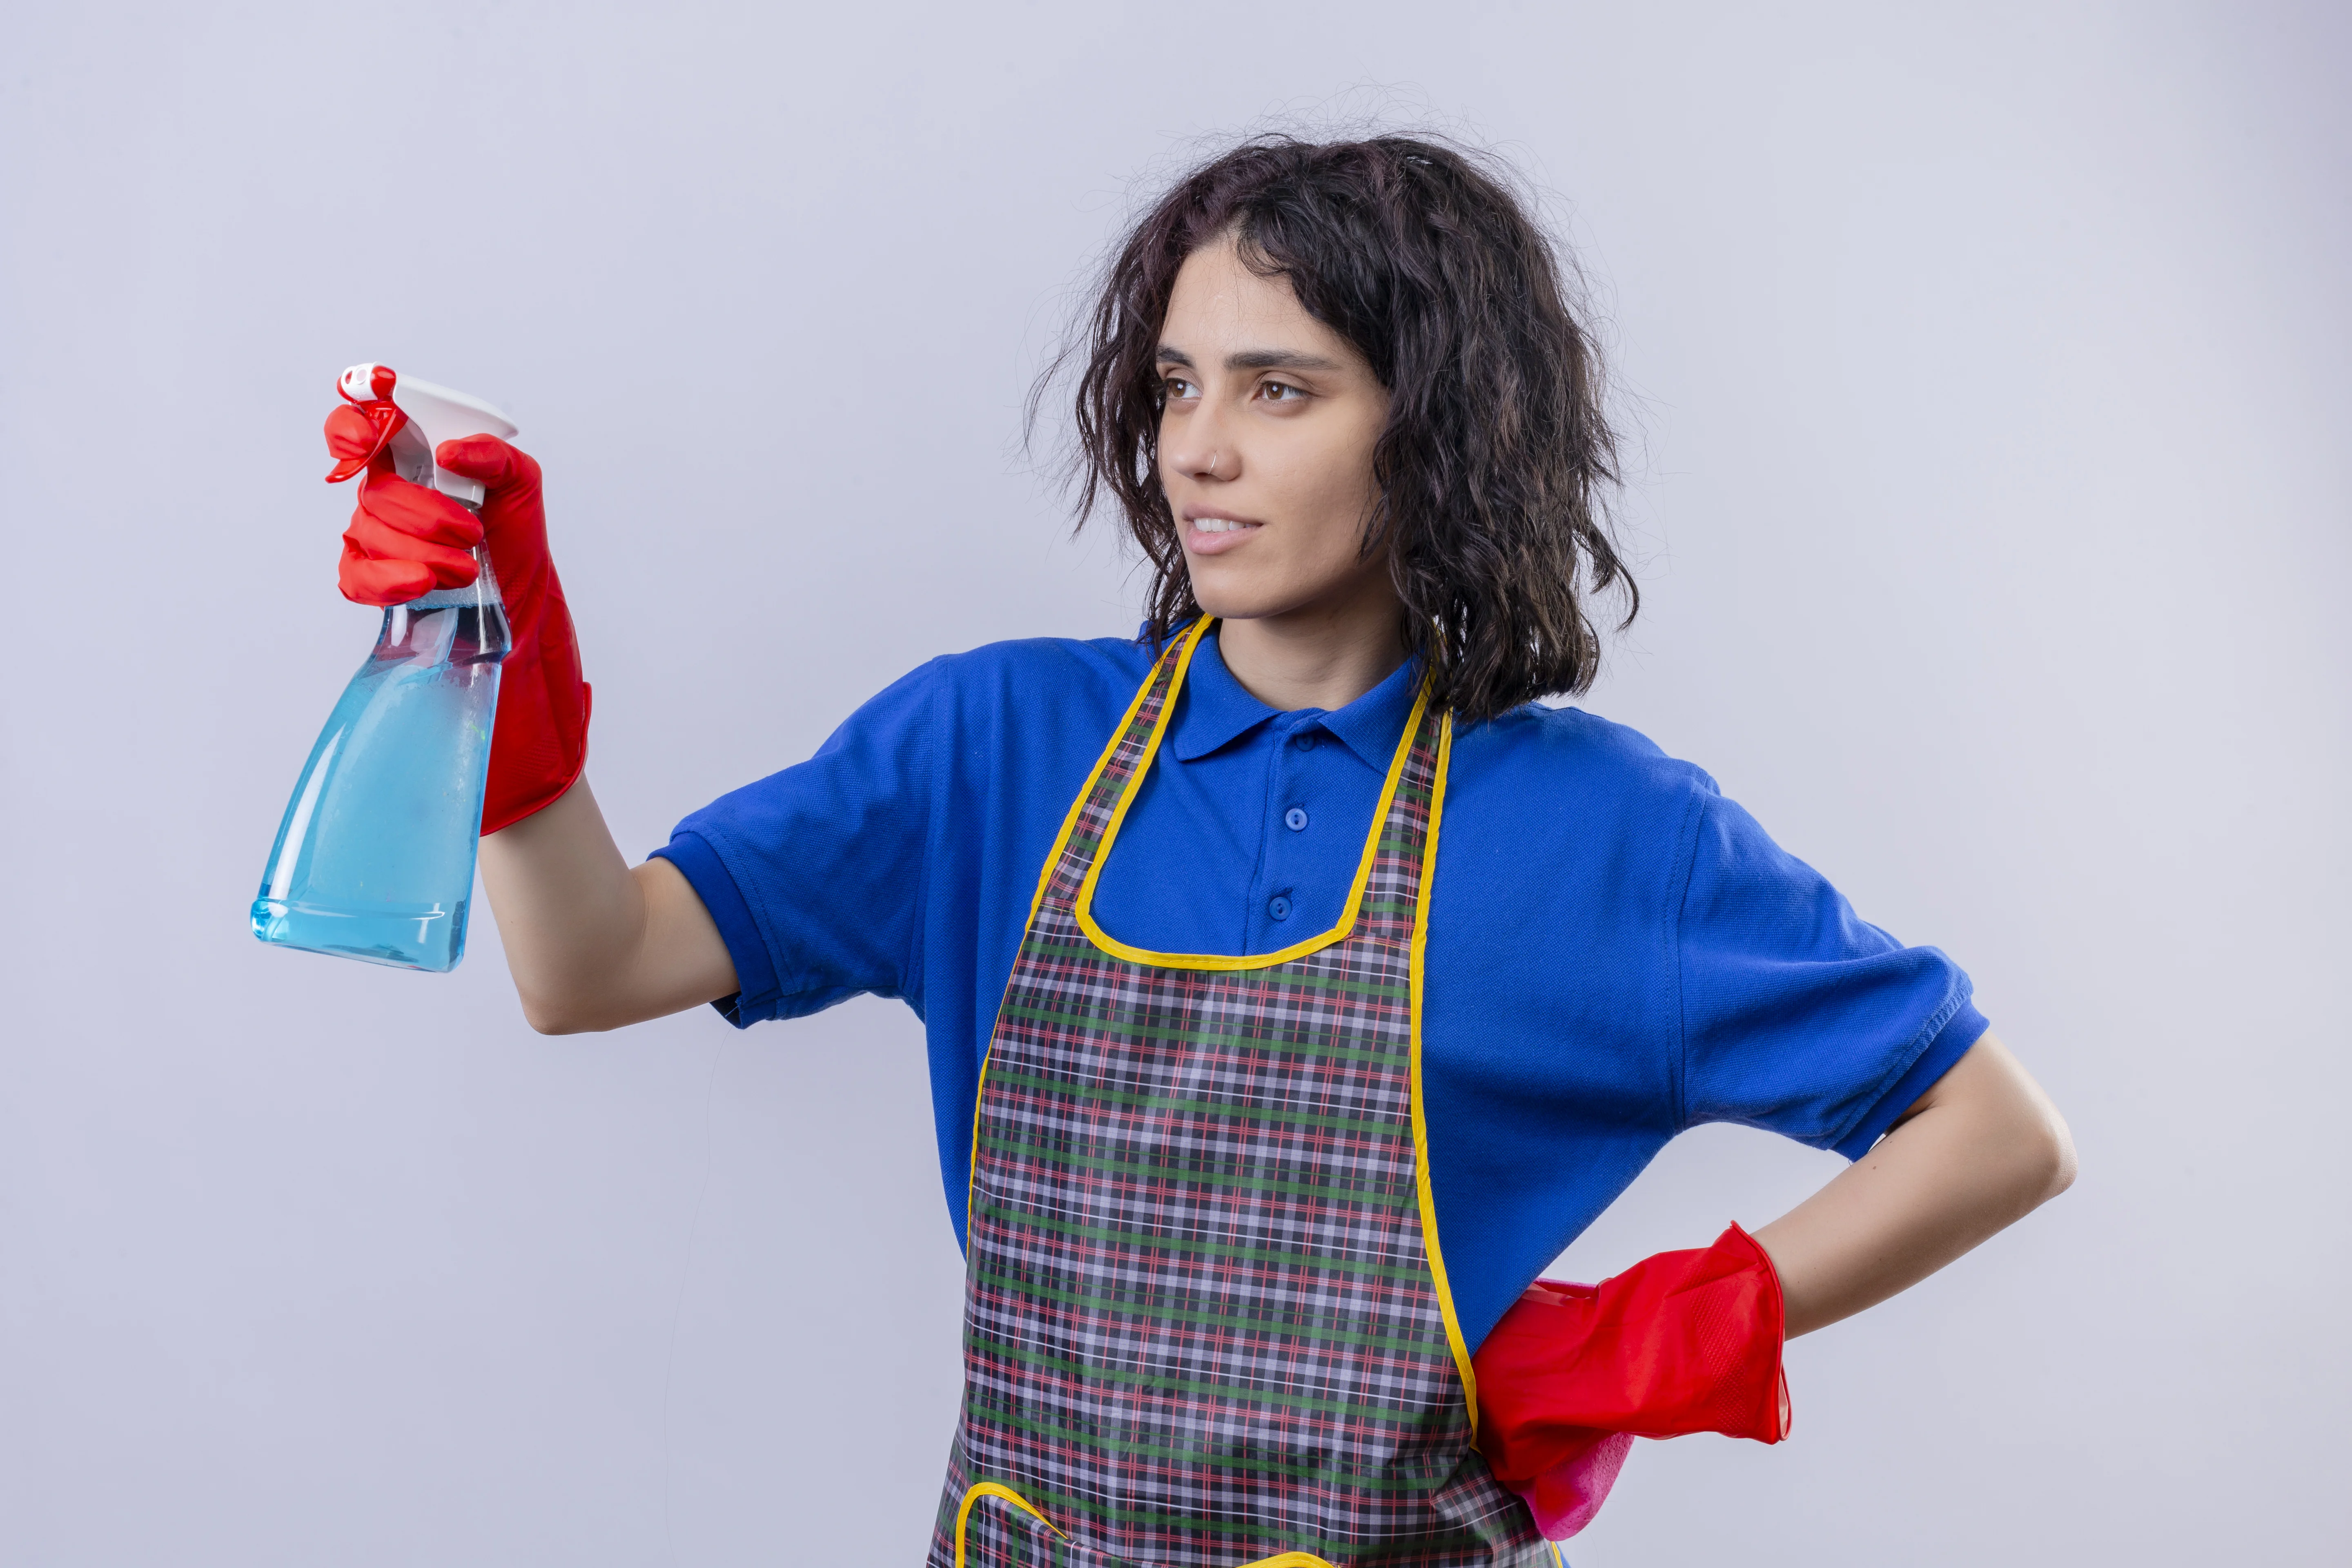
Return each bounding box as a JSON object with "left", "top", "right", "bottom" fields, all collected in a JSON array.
[
  {"left": 1675, "top": 787, "right": 1987, "bottom": 1159},
  {"left": 648, "top": 659, "right": 940, "bottom": 1027}
]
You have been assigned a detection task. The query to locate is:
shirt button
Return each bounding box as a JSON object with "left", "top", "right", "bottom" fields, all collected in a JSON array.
[
  {"left": 1267, "top": 893, "right": 1294, "bottom": 921},
  {"left": 1292, "top": 733, "right": 1318, "bottom": 751},
  {"left": 1284, "top": 806, "right": 1309, "bottom": 832}
]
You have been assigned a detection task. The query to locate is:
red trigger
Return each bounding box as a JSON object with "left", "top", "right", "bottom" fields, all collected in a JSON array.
[{"left": 324, "top": 401, "right": 408, "bottom": 483}]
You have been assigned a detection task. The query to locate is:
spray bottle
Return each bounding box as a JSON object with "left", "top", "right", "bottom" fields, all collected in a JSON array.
[{"left": 252, "top": 365, "right": 517, "bottom": 972}]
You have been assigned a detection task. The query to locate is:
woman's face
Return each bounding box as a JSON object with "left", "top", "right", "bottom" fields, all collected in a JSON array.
[{"left": 1156, "top": 237, "right": 1394, "bottom": 626}]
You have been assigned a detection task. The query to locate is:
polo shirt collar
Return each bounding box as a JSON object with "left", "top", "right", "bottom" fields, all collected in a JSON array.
[
  {"left": 1319, "top": 653, "right": 1424, "bottom": 770},
  {"left": 1168, "top": 633, "right": 1276, "bottom": 761},
  {"left": 1169, "top": 630, "right": 1423, "bottom": 771}
]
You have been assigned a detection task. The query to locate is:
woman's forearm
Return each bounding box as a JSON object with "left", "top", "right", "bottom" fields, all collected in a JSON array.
[
  {"left": 477, "top": 778, "right": 738, "bottom": 1033},
  {"left": 1752, "top": 1033, "right": 2076, "bottom": 1338}
]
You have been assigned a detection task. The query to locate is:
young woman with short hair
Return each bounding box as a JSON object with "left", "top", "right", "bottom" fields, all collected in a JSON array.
[{"left": 325, "top": 135, "right": 2074, "bottom": 1566}]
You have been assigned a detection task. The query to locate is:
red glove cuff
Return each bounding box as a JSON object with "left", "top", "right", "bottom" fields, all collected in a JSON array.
[
  {"left": 481, "top": 632, "right": 590, "bottom": 835},
  {"left": 399, "top": 432, "right": 588, "bottom": 835},
  {"left": 474, "top": 525, "right": 589, "bottom": 836}
]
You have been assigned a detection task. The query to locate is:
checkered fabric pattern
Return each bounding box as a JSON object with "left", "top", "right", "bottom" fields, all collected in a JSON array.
[{"left": 929, "top": 627, "right": 1550, "bottom": 1568}]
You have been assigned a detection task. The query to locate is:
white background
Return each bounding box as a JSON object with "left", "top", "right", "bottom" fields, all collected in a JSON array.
[{"left": 3, "top": 3, "right": 2345, "bottom": 1563}]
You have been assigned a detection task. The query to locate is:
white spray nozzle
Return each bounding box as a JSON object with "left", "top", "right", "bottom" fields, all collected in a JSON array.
[{"left": 338, "top": 363, "right": 519, "bottom": 507}]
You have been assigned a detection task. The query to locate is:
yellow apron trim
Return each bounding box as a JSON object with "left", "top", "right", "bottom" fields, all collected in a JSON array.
[
  {"left": 1024, "top": 617, "right": 1216, "bottom": 923},
  {"left": 954, "top": 1479, "right": 1341, "bottom": 1568},
  {"left": 1075, "top": 663, "right": 1434, "bottom": 973},
  {"left": 972, "top": 618, "right": 1216, "bottom": 1237},
  {"left": 954, "top": 1481, "right": 1067, "bottom": 1568},
  {"left": 1408, "top": 712, "right": 1480, "bottom": 1434}
]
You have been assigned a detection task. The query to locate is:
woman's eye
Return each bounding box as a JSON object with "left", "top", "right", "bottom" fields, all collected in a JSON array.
[
  {"left": 1161, "top": 374, "right": 1197, "bottom": 400},
  {"left": 1258, "top": 380, "right": 1305, "bottom": 403}
]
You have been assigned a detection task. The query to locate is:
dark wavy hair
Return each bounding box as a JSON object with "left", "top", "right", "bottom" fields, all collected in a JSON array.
[{"left": 1042, "top": 134, "right": 1633, "bottom": 724}]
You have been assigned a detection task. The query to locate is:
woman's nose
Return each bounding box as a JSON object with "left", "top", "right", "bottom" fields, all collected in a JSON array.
[
  {"left": 1167, "top": 437, "right": 1232, "bottom": 483},
  {"left": 1164, "top": 408, "right": 1235, "bottom": 483}
]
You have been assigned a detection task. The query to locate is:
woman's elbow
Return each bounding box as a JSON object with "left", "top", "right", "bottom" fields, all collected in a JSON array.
[
  {"left": 2011, "top": 1100, "right": 2079, "bottom": 1212},
  {"left": 1960, "top": 1034, "right": 2078, "bottom": 1212},
  {"left": 517, "top": 986, "right": 617, "bottom": 1036},
  {"left": 520, "top": 998, "right": 586, "bottom": 1035},
  {"left": 2037, "top": 1110, "right": 2080, "bottom": 1203}
]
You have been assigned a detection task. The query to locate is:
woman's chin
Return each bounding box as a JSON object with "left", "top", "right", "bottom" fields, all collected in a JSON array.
[
  {"left": 1184, "top": 569, "right": 1269, "bottom": 623},
  {"left": 1185, "top": 557, "right": 1323, "bottom": 622},
  {"left": 1188, "top": 561, "right": 1391, "bottom": 629},
  {"left": 1189, "top": 587, "right": 1288, "bottom": 624}
]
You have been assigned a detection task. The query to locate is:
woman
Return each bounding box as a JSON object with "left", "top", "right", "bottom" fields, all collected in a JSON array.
[{"left": 326, "top": 136, "right": 2076, "bottom": 1566}]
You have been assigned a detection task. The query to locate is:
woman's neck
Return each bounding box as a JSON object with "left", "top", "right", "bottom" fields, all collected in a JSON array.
[{"left": 1214, "top": 590, "right": 1406, "bottom": 714}]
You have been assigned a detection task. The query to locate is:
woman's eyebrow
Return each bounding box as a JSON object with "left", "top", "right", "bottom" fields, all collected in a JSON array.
[
  {"left": 1227, "top": 348, "right": 1342, "bottom": 372},
  {"left": 1152, "top": 344, "right": 1342, "bottom": 372}
]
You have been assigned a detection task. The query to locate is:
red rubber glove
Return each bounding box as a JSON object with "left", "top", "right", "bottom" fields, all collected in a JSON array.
[
  {"left": 325, "top": 394, "right": 591, "bottom": 835},
  {"left": 1472, "top": 1223, "right": 1789, "bottom": 1541}
]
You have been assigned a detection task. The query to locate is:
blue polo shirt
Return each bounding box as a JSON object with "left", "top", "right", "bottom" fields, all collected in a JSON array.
[{"left": 651, "top": 631, "right": 1986, "bottom": 1353}]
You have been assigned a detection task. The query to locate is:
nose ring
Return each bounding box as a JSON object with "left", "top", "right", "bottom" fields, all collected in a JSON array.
[{"left": 1207, "top": 453, "right": 1220, "bottom": 477}]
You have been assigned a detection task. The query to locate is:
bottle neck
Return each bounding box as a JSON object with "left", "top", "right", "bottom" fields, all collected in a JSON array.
[{"left": 403, "top": 548, "right": 503, "bottom": 610}]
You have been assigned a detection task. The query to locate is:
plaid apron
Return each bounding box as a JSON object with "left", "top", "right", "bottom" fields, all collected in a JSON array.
[{"left": 928, "top": 620, "right": 1552, "bottom": 1568}]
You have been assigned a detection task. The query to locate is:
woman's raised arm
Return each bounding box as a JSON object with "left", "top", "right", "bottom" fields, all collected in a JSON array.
[
  {"left": 479, "top": 779, "right": 738, "bottom": 1034},
  {"left": 323, "top": 396, "right": 736, "bottom": 1032}
]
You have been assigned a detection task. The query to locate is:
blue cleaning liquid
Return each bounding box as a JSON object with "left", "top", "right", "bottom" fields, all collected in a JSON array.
[{"left": 254, "top": 576, "right": 510, "bottom": 971}]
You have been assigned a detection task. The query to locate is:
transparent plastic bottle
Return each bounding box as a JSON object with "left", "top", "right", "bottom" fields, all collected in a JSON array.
[{"left": 252, "top": 557, "right": 510, "bottom": 971}]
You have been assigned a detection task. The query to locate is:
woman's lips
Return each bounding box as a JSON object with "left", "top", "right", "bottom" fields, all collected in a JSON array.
[{"left": 1185, "top": 515, "right": 1263, "bottom": 556}]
